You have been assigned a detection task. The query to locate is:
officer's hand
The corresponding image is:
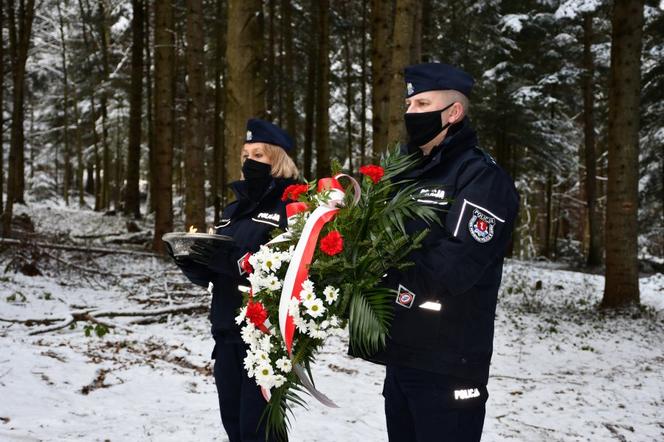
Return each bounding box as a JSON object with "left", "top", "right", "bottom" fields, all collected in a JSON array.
[{"left": 188, "top": 239, "right": 217, "bottom": 266}]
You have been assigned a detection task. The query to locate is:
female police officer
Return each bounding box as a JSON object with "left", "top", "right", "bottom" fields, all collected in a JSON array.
[{"left": 172, "top": 118, "right": 299, "bottom": 442}]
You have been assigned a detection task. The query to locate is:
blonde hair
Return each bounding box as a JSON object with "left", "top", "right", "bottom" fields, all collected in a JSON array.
[{"left": 241, "top": 143, "right": 299, "bottom": 179}]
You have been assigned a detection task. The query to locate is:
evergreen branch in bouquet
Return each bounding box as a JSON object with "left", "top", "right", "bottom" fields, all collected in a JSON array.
[
  {"left": 379, "top": 145, "right": 422, "bottom": 180},
  {"left": 263, "top": 382, "right": 309, "bottom": 442},
  {"left": 348, "top": 287, "right": 396, "bottom": 357}
]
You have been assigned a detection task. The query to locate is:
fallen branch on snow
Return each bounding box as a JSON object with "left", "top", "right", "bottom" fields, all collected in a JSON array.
[{"left": 0, "top": 303, "right": 208, "bottom": 335}]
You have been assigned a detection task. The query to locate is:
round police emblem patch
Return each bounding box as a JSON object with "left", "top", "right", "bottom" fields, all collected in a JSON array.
[
  {"left": 468, "top": 209, "right": 495, "bottom": 243},
  {"left": 246, "top": 130, "right": 253, "bottom": 141}
]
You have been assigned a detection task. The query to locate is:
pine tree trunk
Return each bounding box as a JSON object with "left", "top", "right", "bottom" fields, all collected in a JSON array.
[
  {"left": 281, "top": 0, "right": 296, "bottom": 145},
  {"left": 410, "top": 0, "right": 422, "bottom": 64},
  {"left": 77, "top": 0, "right": 100, "bottom": 206},
  {"left": 343, "top": 0, "right": 353, "bottom": 173},
  {"left": 72, "top": 87, "right": 85, "bottom": 207},
  {"left": 183, "top": 0, "right": 206, "bottom": 232},
  {"left": 0, "top": 0, "right": 4, "bottom": 215},
  {"left": 57, "top": 1, "right": 71, "bottom": 206},
  {"left": 266, "top": 0, "right": 275, "bottom": 113},
  {"left": 582, "top": 13, "right": 601, "bottom": 267},
  {"left": 125, "top": 0, "right": 144, "bottom": 219},
  {"left": 359, "top": 0, "right": 367, "bottom": 167},
  {"left": 302, "top": 0, "right": 317, "bottom": 180},
  {"left": 3, "top": 0, "right": 35, "bottom": 237},
  {"left": 225, "top": 0, "right": 265, "bottom": 186},
  {"left": 385, "top": 0, "right": 416, "bottom": 146},
  {"left": 96, "top": 0, "right": 112, "bottom": 210},
  {"left": 153, "top": 0, "right": 175, "bottom": 253},
  {"left": 145, "top": 3, "right": 155, "bottom": 213},
  {"left": 212, "top": 0, "right": 226, "bottom": 224},
  {"left": 603, "top": 0, "right": 644, "bottom": 308},
  {"left": 315, "top": 0, "right": 330, "bottom": 177},
  {"left": 370, "top": 0, "right": 392, "bottom": 158}
]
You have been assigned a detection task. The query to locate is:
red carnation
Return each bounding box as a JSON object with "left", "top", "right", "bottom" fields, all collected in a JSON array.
[
  {"left": 359, "top": 164, "right": 385, "bottom": 184},
  {"left": 246, "top": 301, "right": 268, "bottom": 328},
  {"left": 320, "top": 230, "right": 344, "bottom": 256},
  {"left": 281, "top": 184, "right": 310, "bottom": 202},
  {"left": 241, "top": 253, "right": 253, "bottom": 275}
]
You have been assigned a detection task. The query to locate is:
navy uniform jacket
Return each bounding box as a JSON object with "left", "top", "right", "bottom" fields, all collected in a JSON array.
[
  {"left": 370, "top": 118, "right": 519, "bottom": 385},
  {"left": 178, "top": 177, "right": 296, "bottom": 341}
]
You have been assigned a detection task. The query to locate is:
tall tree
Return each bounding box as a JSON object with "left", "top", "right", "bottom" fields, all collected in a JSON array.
[
  {"left": 314, "top": 0, "right": 330, "bottom": 177},
  {"left": 342, "top": 0, "right": 354, "bottom": 173},
  {"left": 385, "top": 0, "right": 416, "bottom": 146},
  {"left": 98, "top": 0, "right": 112, "bottom": 210},
  {"left": 152, "top": 0, "right": 175, "bottom": 253},
  {"left": 581, "top": 12, "right": 601, "bottom": 267},
  {"left": 3, "top": 0, "right": 35, "bottom": 237},
  {"left": 602, "top": 0, "right": 644, "bottom": 308},
  {"left": 183, "top": 0, "right": 206, "bottom": 231},
  {"left": 281, "top": 0, "right": 296, "bottom": 146},
  {"left": 225, "top": 0, "right": 265, "bottom": 185},
  {"left": 0, "top": 0, "right": 4, "bottom": 215},
  {"left": 144, "top": 2, "right": 155, "bottom": 213},
  {"left": 125, "top": 0, "right": 144, "bottom": 219},
  {"left": 302, "top": 0, "right": 317, "bottom": 179},
  {"left": 212, "top": 0, "right": 226, "bottom": 224},
  {"left": 359, "top": 0, "right": 368, "bottom": 166},
  {"left": 370, "top": 0, "right": 392, "bottom": 158},
  {"left": 56, "top": 1, "right": 71, "bottom": 206}
]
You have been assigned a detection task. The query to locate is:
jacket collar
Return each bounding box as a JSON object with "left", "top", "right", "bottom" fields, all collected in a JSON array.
[
  {"left": 229, "top": 177, "right": 297, "bottom": 216},
  {"left": 400, "top": 117, "right": 478, "bottom": 179}
]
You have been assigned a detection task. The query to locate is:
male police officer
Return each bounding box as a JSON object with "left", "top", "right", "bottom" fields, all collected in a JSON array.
[{"left": 369, "top": 63, "right": 520, "bottom": 441}]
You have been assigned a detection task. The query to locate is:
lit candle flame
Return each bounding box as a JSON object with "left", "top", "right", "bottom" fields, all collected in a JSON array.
[
  {"left": 188, "top": 225, "right": 198, "bottom": 234},
  {"left": 208, "top": 227, "right": 214, "bottom": 234}
]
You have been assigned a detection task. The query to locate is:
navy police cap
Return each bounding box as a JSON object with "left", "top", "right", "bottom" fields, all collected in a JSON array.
[
  {"left": 245, "top": 118, "right": 294, "bottom": 152},
  {"left": 404, "top": 63, "right": 474, "bottom": 98}
]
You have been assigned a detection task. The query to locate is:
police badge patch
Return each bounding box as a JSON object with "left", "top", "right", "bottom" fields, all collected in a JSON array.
[
  {"left": 407, "top": 82, "right": 415, "bottom": 96},
  {"left": 246, "top": 130, "right": 253, "bottom": 141},
  {"left": 468, "top": 209, "right": 496, "bottom": 243},
  {"left": 396, "top": 284, "right": 416, "bottom": 308}
]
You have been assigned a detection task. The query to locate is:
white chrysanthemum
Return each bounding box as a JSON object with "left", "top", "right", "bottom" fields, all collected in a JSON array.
[
  {"left": 305, "top": 299, "right": 326, "bottom": 318},
  {"left": 241, "top": 323, "right": 259, "bottom": 345},
  {"left": 261, "top": 252, "right": 282, "bottom": 273},
  {"left": 272, "top": 374, "right": 287, "bottom": 388},
  {"left": 302, "top": 279, "right": 315, "bottom": 293},
  {"left": 253, "top": 350, "right": 270, "bottom": 364},
  {"left": 255, "top": 364, "right": 275, "bottom": 388},
  {"left": 320, "top": 319, "right": 330, "bottom": 330},
  {"left": 275, "top": 357, "right": 292, "bottom": 373},
  {"left": 293, "top": 314, "right": 307, "bottom": 330},
  {"left": 288, "top": 298, "right": 302, "bottom": 318},
  {"left": 235, "top": 306, "right": 248, "bottom": 325},
  {"left": 265, "top": 275, "right": 282, "bottom": 291},
  {"left": 323, "top": 286, "right": 340, "bottom": 304},
  {"left": 329, "top": 316, "right": 340, "bottom": 327},
  {"left": 311, "top": 329, "right": 327, "bottom": 339},
  {"left": 259, "top": 335, "right": 273, "bottom": 353},
  {"left": 247, "top": 272, "right": 265, "bottom": 291},
  {"left": 301, "top": 290, "right": 316, "bottom": 305}
]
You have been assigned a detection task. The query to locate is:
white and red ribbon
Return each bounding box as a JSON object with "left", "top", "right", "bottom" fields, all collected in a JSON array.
[{"left": 278, "top": 174, "right": 360, "bottom": 356}]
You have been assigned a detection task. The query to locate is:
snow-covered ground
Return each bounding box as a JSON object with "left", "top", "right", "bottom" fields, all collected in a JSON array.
[{"left": 1, "top": 202, "right": 663, "bottom": 441}]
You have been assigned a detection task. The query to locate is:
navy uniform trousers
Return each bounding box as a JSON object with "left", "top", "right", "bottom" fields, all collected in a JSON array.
[
  {"left": 383, "top": 366, "right": 487, "bottom": 442},
  {"left": 213, "top": 338, "right": 279, "bottom": 442}
]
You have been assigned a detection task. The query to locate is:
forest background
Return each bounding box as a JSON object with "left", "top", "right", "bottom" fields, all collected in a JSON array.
[{"left": 0, "top": 0, "right": 663, "bottom": 309}]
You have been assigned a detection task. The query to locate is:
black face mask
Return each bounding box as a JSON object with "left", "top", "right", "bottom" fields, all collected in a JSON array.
[
  {"left": 242, "top": 159, "right": 272, "bottom": 201},
  {"left": 404, "top": 102, "right": 454, "bottom": 148}
]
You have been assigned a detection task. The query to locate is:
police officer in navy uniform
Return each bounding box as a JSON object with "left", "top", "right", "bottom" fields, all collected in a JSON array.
[
  {"left": 171, "top": 118, "right": 299, "bottom": 442},
  {"left": 366, "top": 63, "right": 520, "bottom": 441}
]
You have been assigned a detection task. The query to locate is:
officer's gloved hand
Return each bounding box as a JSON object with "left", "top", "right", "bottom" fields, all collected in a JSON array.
[{"left": 189, "top": 238, "right": 234, "bottom": 275}]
